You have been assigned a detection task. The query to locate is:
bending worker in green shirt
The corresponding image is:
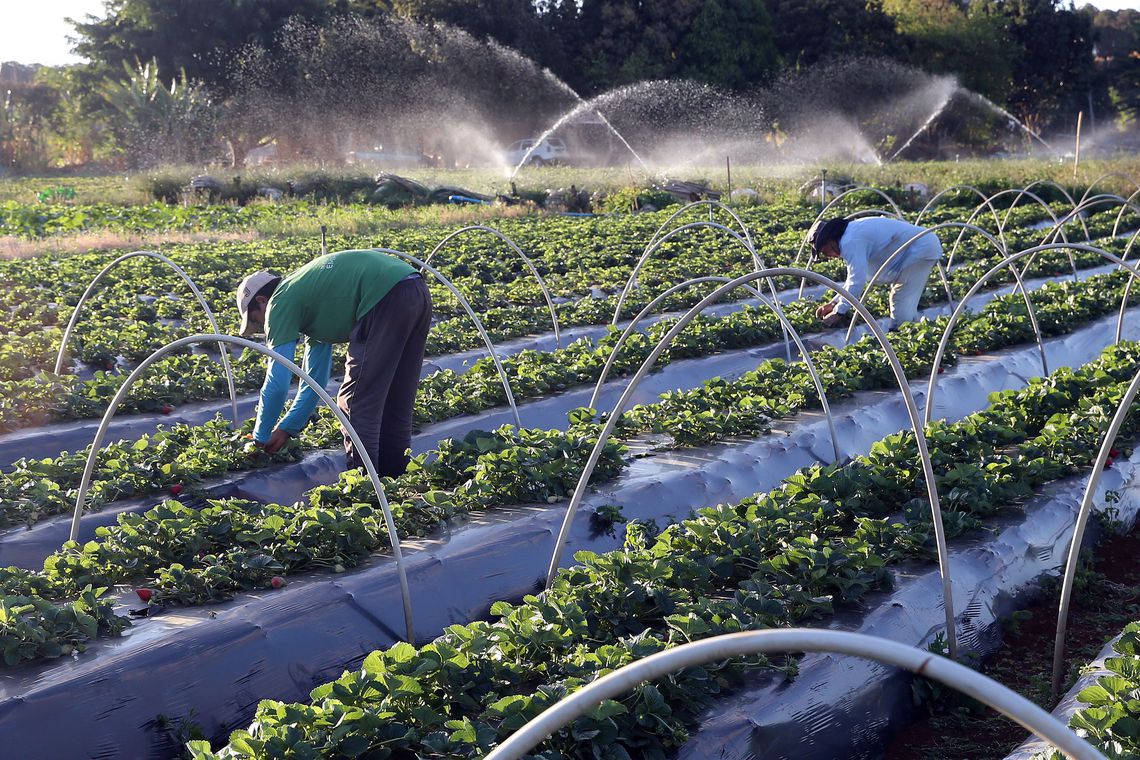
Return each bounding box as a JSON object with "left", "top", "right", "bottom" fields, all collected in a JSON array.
[{"left": 235, "top": 249, "right": 433, "bottom": 476}]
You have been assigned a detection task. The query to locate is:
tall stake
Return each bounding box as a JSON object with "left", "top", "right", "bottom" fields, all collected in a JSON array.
[
  {"left": 726, "top": 156, "right": 732, "bottom": 204},
  {"left": 1074, "top": 111, "right": 1084, "bottom": 180}
]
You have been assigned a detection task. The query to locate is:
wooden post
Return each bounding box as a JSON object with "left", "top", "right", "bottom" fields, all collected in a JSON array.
[
  {"left": 726, "top": 156, "right": 732, "bottom": 204},
  {"left": 1074, "top": 111, "right": 1084, "bottom": 179}
]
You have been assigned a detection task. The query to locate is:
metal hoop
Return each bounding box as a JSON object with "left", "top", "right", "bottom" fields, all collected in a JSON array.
[
  {"left": 644, "top": 199, "right": 758, "bottom": 254},
  {"left": 1013, "top": 180, "right": 1088, "bottom": 240},
  {"left": 925, "top": 244, "right": 1140, "bottom": 426},
  {"left": 587, "top": 275, "right": 842, "bottom": 463},
  {"left": 915, "top": 184, "right": 1008, "bottom": 250},
  {"left": 792, "top": 186, "right": 905, "bottom": 271},
  {"left": 373, "top": 248, "right": 522, "bottom": 428},
  {"left": 1077, "top": 172, "right": 1140, "bottom": 208},
  {"left": 840, "top": 223, "right": 1049, "bottom": 380},
  {"left": 484, "top": 629, "right": 1104, "bottom": 760},
  {"left": 53, "top": 251, "right": 239, "bottom": 423},
  {"left": 1052, "top": 363, "right": 1140, "bottom": 699},
  {"left": 547, "top": 268, "right": 958, "bottom": 658},
  {"left": 424, "top": 226, "right": 562, "bottom": 349},
  {"left": 612, "top": 221, "right": 761, "bottom": 326},
  {"left": 67, "top": 334, "right": 416, "bottom": 643},
  {"left": 612, "top": 221, "right": 793, "bottom": 362}
]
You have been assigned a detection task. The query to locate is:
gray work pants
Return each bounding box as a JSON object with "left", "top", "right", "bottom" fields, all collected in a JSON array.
[{"left": 337, "top": 275, "right": 432, "bottom": 476}]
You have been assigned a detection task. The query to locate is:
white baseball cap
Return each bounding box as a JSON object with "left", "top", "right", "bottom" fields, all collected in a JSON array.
[{"left": 236, "top": 271, "right": 277, "bottom": 336}]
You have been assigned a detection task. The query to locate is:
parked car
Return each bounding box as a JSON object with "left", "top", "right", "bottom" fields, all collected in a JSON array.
[{"left": 504, "top": 137, "right": 569, "bottom": 167}]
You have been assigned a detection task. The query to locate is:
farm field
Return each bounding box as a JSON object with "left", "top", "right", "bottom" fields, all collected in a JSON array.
[{"left": 4, "top": 166, "right": 1140, "bottom": 759}]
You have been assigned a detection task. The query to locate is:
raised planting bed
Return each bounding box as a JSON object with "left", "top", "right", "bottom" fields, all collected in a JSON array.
[
  {"left": 3, "top": 316, "right": 1139, "bottom": 758},
  {"left": 177, "top": 336, "right": 1140, "bottom": 760}
]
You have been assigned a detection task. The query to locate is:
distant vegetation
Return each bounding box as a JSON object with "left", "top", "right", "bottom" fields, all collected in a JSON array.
[{"left": 0, "top": 1, "right": 1136, "bottom": 175}]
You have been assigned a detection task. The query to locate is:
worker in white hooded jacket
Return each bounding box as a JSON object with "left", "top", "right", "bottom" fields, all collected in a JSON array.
[{"left": 809, "top": 216, "right": 942, "bottom": 330}]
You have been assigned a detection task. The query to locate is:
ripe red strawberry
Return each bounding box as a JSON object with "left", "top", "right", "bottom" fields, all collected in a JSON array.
[
  {"left": 169, "top": 484, "right": 183, "bottom": 495},
  {"left": 105, "top": 361, "right": 115, "bottom": 370},
  {"left": 161, "top": 404, "right": 174, "bottom": 414},
  {"left": 937, "top": 367, "right": 945, "bottom": 374},
  {"left": 270, "top": 576, "right": 285, "bottom": 589},
  {"left": 135, "top": 588, "right": 153, "bottom": 602},
  {"left": 1105, "top": 458, "right": 1114, "bottom": 470},
  {"left": 1110, "top": 447, "right": 1121, "bottom": 459}
]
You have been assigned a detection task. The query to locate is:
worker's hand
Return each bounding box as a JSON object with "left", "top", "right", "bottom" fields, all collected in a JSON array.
[
  {"left": 815, "top": 302, "right": 836, "bottom": 320},
  {"left": 264, "top": 428, "right": 293, "bottom": 455},
  {"left": 821, "top": 311, "right": 843, "bottom": 327}
]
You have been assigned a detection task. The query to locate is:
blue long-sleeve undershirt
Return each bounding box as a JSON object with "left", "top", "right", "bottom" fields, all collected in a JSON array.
[{"left": 252, "top": 340, "right": 334, "bottom": 442}]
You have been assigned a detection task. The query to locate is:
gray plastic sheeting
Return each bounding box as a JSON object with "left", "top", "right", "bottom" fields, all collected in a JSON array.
[
  {"left": 1, "top": 258, "right": 1117, "bottom": 468},
  {"left": 5, "top": 292, "right": 1135, "bottom": 573},
  {"left": 0, "top": 304, "right": 1136, "bottom": 758},
  {"left": 1003, "top": 635, "right": 1123, "bottom": 759},
  {"left": 677, "top": 457, "right": 1140, "bottom": 760}
]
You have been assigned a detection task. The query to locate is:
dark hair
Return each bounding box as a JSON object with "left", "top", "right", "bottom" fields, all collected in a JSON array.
[
  {"left": 254, "top": 276, "right": 281, "bottom": 304},
  {"left": 810, "top": 218, "right": 850, "bottom": 255}
]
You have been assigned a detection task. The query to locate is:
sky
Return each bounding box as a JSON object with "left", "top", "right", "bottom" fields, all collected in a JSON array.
[{"left": 1, "top": 0, "right": 1140, "bottom": 66}]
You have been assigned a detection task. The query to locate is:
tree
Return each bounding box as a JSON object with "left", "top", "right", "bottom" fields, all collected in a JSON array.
[
  {"left": 100, "top": 60, "right": 218, "bottom": 167},
  {"left": 763, "top": 0, "right": 900, "bottom": 70},
  {"left": 391, "top": 0, "right": 552, "bottom": 61},
  {"left": 71, "top": 0, "right": 337, "bottom": 95},
  {"left": 979, "top": 0, "right": 1099, "bottom": 135},
  {"left": 677, "top": 0, "right": 779, "bottom": 90},
  {"left": 883, "top": 0, "right": 1014, "bottom": 101}
]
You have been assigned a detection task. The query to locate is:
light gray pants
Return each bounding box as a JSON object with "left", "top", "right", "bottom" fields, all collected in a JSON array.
[
  {"left": 886, "top": 258, "right": 938, "bottom": 329},
  {"left": 337, "top": 275, "right": 432, "bottom": 476}
]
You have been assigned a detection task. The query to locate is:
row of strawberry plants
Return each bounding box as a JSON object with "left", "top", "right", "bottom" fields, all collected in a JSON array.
[
  {"left": 0, "top": 217, "right": 1123, "bottom": 435},
  {"left": 0, "top": 199, "right": 1064, "bottom": 382},
  {"left": 3, "top": 259, "right": 1133, "bottom": 534},
  {"left": 1045, "top": 621, "right": 1140, "bottom": 760},
  {"left": 183, "top": 338, "right": 1140, "bottom": 759},
  {"left": 0, "top": 269, "right": 1134, "bottom": 671}
]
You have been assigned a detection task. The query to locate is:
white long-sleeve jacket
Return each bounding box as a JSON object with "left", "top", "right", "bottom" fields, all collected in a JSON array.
[{"left": 829, "top": 217, "right": 943, "bottom": 314}]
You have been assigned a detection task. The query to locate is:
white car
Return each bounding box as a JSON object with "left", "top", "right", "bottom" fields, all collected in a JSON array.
[{"left": 504, "top": 137, "right": 569, "bottom": 167}]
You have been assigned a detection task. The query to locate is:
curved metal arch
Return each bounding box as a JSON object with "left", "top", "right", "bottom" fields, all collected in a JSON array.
[
  {"left": 962, "top": 188, "right": 1077, "bottom": 286},
  {"left": 1077, "top": 172, "right": 1140, "bottom": 208},
  {"left": 968, "top": 187, "right": 1070, "bottom": 247},
  {"left": 1110, "top": 228, "right": 1140, "bottom": 345},
  {"left": 836, "top": 221, "right": 984, "bottom": 342},
  {"left": 924, "top": 243, "right": 1140, "bottom": 426},
  {"left": 484, "top": 629, "right": 1105, "bottom": 760},
  {"left": 915, "top": 184, "right": 1008, "bottom": 249},
  {"left": 67, "top": 334, "right": 416, "bottom": 643},
  {"left": 612, "top": 221, "right": 762, "bottom": 327},
  {"left": 53, "top": 250, "right": 238, "bottom": 423},
  {"left": 644, "top": 199, "right": 758, "bottom": 254},
  {"left": 1012, "top": 179, "right": 1088, "bottom": 240},
  {"left": 612, "top": 221, "right": 794, "bottom": 363},
  {"left": 373, "top": 248, "right": 522, "bottom": 429},
  {"left": 1110, "top": 187, "right": 1140, "bottom": 239},
  {"left": 587, "top": 275, "right": 842, "bottom": 463},
  {"left": 1052, "top": 363, "right": 1140, "bottom": 699},
  {"left": 792, "top": 186, "right": 905, "bottom": 270},
  {"left": 840, "top": 223, "right": 1049, "bottom": 381},
  {"left": 423, "top": 225, "right": 562, "bottom": 349},
  {"left": 1040, "top": 194, "right": 1140, "bottom": 247},
  {"left": 547, "top": 267, "right": 959, "bottom": 658}
]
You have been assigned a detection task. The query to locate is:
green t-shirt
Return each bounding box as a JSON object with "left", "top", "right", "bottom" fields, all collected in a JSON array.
[{"left": 265, "top": 250, "right": 416, "bottom": 347}]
